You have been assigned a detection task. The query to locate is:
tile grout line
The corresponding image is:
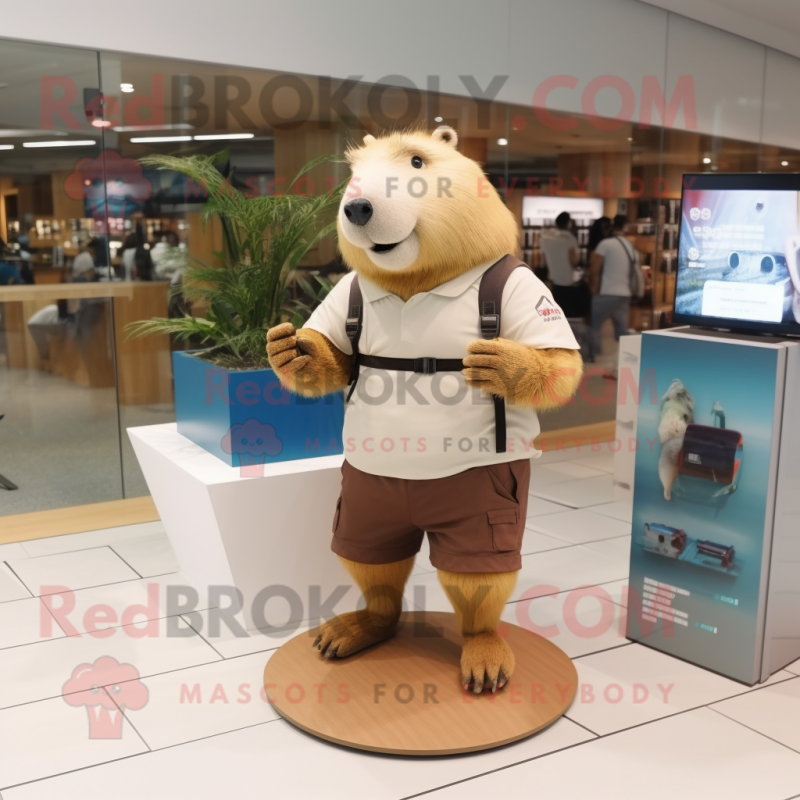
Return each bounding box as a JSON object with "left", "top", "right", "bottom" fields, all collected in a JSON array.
[
  {"left": 0, "top": 718, "right": 284, "bottom": 793},
  {"left": 0, "top": 651, "right": 226, "bottom": 714},
  {"left": 102, "top": 686, "right": 151, "bottom": 753},
  {"left": 1, "top": 560, "right": 34, "bottom": 599},
  {"left": 178, "top": 613, "right": 227, "bottom": 660},
  {"left": 15, "top": 520, "right": 166, "bottom": 549},
  {"left": 107, "top": 545, "right": 144, "bottom": 580},
  {"left": 0, "top": 603, "right": 220, "bottom": 652},
  {"left": 19, "top": 530, "right": 165, "bottom": 559},
  {"left": 0, "top": 751, "right": 152, "bottom": 794},
  {"left": 37, "top": 594, "right": 71, "bottom": 639},
  {"left": 12, "top": 680, "right": 786, "bottom": 799},
  {"left": 409, "top": 693, "right": 800, "bottom": 800},
  {"left": 0, "top": 567, "right": 182, "bottom": 605},
  {"left": 398, "top": 735, "right": 601, "bottom": 799},
  {"left": 0, "top": 616, "right": 301, "bottom": 712},
  {"left": 519, "top": 532, "right": 631, "bottom": 556},
  {"left": 558, "top": 715, "right": 598, "bottom": 739},
  {"left": 707, "top": 701, "right": 800, "bottom": 758},
  {"left": 3, "top": 620, "right": 796, "bottom": 793},
  {"left": 562, "top": 671, "right": 800, "bottom": 739}
]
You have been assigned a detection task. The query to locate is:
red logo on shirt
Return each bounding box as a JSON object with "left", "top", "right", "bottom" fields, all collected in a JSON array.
[{"left": 535, "top": 296, "right": 564, "bottom": 322}]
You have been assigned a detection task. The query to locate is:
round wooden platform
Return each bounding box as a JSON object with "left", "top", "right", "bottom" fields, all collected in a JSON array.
[{"left": 263, "top": 611, "right": 577, "bottom": 756}]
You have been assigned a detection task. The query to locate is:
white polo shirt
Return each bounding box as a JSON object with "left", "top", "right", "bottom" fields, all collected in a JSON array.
[{"left": 304, "top": 259, "right": 580, "bottom": 479}]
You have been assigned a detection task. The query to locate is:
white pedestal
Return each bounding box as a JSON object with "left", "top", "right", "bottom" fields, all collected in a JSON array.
[{"left": 128, "top": 424, "right": 345, "bottom": 631}]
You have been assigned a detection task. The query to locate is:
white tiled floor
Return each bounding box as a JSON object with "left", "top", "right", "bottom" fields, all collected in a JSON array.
[
  {"left": 529, "top": 473, "right": 616, "bottom": 508},
  {"left": 2, "top": 447, "right": 799, "bottom": 800}
]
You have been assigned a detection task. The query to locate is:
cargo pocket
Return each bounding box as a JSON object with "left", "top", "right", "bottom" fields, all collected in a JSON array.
[
  {"left": 487, "top": 508, "right": 521, "bottom": 552},
  {"left": 332, "top": 497, "right": 342, "bottom": 534}
]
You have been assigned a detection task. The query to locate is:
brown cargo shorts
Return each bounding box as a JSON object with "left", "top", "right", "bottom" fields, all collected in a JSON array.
[{"left": 331, "top": 459, "right": 530, "bottom": 573}]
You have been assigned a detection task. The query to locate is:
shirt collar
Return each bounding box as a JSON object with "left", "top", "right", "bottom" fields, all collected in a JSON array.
[{"left": 358, "top": 259, "right": 498, "bottom": 303}]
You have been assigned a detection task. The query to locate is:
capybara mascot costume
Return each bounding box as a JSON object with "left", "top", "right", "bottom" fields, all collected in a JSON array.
[{"left": 268, "top": 126, "right": 582, "bottom": 693}]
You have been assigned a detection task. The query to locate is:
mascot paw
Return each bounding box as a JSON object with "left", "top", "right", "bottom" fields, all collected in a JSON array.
[
  {"left": 312, "top": 611, "right": 397, "bottom": 659},
  {"left": 266, "top": 322, "right": 313, "bottom": 376},
  {"left": 461, "top": 631, "right": 515, "bottom": 694},
  {"left": 462, "top": 338, "right": 529, "bottom": 398}
]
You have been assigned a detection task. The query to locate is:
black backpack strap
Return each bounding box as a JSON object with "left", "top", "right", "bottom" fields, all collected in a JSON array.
[
  {"left": 345, "top": 274, "right": 363, "bottom": 401},
  {"left": 478, "top": 255, "right": 529, "bottom": 453}
]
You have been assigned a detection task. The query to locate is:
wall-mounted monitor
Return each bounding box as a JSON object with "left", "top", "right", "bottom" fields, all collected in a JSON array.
[{"left": 674, "top": 173, "right": 800, "bottom": 336}]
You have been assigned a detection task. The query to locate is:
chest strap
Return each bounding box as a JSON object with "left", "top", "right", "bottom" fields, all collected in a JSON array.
[
  {"left": 358, "top": 355, "right": 464, "bottom": 373},
  {"left": 344, "top": 255, "right": 528, "bottom": 452},
  {"left": 478, "top": 255, "right": 527, "bottom": 453}
]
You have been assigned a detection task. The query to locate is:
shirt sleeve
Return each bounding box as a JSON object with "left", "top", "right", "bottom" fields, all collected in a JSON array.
[
  {"left": 594, "top": 239, "right": 610, "bottom": 257},
  {"left": 500, "top": 268, "right": 581, "bottom": 350},
  {"left": 302, "top": 271, "right": 355, "bottom": 355}
]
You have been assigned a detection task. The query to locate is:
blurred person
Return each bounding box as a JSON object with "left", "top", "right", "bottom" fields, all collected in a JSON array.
[
  {"left": 26, "top": 303, "right": 63, "bottom": 361},
  {"left": 28, "top": 243, "right": 99, "bottom": 359},
  {"left": 126, "top": 224, "right": 154, "bottom": 281},
  {"left": 152, "top": 230, "right": 184, "bottom": 281},
  {"left": 71, "top": 239, "right": 100, "bottom": 281},
  {"left": 589, "top": 214, "right": 638, "bottom": 356},
  {"left": 119, "top": 233, "right": 138, "bottom": 281},
  {"left": 0, "top": 242, "right": 23, "bottom": 285},
  {"left": 587, "top": 216, "right": 612, "bottom": 257},
  {"left": 539, "top": 211, "right": 580, "bottom": 309}
]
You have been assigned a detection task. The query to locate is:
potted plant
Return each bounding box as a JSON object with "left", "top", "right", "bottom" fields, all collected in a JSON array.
[{"left": 128, "top": 151, "right": 346, "bottom": 467}]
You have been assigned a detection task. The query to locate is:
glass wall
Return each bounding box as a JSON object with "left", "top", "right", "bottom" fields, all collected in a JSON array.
[{"left": 2, "top": 36, "right": 799, "bottom": 515}]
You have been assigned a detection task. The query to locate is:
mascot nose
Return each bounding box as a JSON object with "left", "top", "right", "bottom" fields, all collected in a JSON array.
[{"left": 344, "top": 198, "right": 373, "bottom": 226}]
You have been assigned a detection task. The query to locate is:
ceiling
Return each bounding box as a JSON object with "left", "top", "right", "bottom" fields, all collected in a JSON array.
[{"left": 640, "top": 0, "right": 800, "bottom": 58}]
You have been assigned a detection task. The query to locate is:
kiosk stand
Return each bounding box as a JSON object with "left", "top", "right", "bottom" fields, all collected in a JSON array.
[{"left": 627, "top": 328, "right": 800, "bottom": 685}]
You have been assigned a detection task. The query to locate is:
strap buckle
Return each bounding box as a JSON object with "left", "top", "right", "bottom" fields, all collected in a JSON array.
[
  {"left": 480, "top": 313, "right": 500, "bottom": 339},
  {"left": 345, "top": 311, "right": 361, "bottom": 343},
  {"left": 413, "top": 357, "right": 437, "bottom": 374}
]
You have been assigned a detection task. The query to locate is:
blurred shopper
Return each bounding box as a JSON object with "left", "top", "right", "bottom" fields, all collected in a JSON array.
[
  {"left": 119, "top": 233, "right": 139, "bottom": 281},
  {"left": 151, "top": 230, "right": 184, "bottom": 282},
  {"left": 539, "top": 211, "right": 580, "bottom": 310},
  {"left": 26, "top": 303, "right": 62, "bottom": 361},
  {"left": 589, "top": 214, "right": 641, "bottom": 355},
  {"left": 587, "top": 216, "right": 612, "bottom": 259},
  {"left": 28, "top": 243, "right": 99, "bottom": 359},
  {"left": 71, "top": 239, "right": 100, "bottom": 281},
  {"left": 0, "top": 242, "right": 23, "bottom": 285}
]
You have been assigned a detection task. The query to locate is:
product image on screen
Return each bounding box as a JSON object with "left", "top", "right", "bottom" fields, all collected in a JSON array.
[{"left": 674, "top": 174, "right": 800, "bottom": 335}]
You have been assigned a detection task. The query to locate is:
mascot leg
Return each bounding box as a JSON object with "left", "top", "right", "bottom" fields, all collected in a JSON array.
[
  {"left": 438, "top": 569, "right": 517, "bottom": 694},
  {"left": 313, "top": 555, "right": 414, "bottom": 658}
]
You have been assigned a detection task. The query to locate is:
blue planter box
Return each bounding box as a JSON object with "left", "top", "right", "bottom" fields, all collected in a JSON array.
[{"left": 173, "top": 350, "right": 344, "bottom": 467}]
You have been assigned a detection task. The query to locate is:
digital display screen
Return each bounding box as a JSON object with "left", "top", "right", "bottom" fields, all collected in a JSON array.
[{"left": 674, "top": 174, "right": 800, "bottom": 336}]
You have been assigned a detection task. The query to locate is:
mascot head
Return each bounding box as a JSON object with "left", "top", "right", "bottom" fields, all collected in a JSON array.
[{"left": 337, "top": 126, "right": 518, "bottom": 299}]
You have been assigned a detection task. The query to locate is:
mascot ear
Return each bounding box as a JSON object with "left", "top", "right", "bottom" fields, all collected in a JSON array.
[
  {"left": 363, "top": 134, "right": 376, "bottom": 145},
  {"left": 431, "top": 126, "right": 458, "bottom": 148}
]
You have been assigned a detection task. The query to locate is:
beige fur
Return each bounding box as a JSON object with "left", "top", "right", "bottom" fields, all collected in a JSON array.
[
  {"left": 438, "top": 569, "right": 517, "bottom": 692},
  {"left": 313, "top": 556, "right": 414, "bottom": 658},
  {"left": 266, "top": 323, "right": 350, "bottom": 396},
  {"left": 463, "top": 343, "right": 583, "bottom": 410},
  {"left": 338, "top": 130, "right": 518, "bottom": 301}
]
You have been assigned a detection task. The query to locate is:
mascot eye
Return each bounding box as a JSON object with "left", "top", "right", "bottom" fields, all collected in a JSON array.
[{"left": 411, "top": 156, "right": 423, "bottom": 169}]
